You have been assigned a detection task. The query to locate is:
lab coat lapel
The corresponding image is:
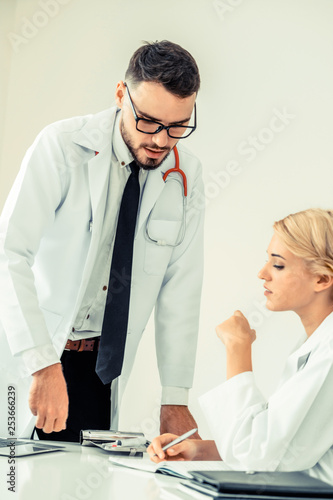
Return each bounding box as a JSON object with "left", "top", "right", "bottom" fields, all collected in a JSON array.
[
  {"left": 71, "top": 108, "right": 115, "bottom": 311},
  {"left": 72, "top": 147, "right": 112, "bottom": 315},
  {"left": 88, "top": 145, "right": 111, "bottom": 230},
  {"left": 136, "top": 147, "right": 178, "bottom": 235},
  {"left": 136, "top": 168, "right": 165, "bottom": 235}
]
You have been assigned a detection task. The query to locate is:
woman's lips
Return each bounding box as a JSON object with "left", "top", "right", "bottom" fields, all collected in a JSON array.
[{"left": 264, "top": 286, "right": 272, "bottom": 295}]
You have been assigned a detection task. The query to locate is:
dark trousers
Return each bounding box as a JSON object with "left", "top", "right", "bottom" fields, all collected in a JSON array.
[{"left": 36, "top": 350, "right": 111, "bottom": 443}]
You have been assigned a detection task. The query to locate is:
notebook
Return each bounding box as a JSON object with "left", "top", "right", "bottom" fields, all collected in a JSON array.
[{"left": 108, "top": 456, "right": 230, "bottom": 479}]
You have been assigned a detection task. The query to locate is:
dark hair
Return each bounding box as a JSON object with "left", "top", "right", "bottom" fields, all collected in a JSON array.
[{"left": 125, "top": 40, "right": 200, "bottom": 98}]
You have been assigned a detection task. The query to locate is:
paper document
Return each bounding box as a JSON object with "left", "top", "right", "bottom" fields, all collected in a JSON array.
[{"left": 108, "top": 455, "right": 230, "bottom": 479}]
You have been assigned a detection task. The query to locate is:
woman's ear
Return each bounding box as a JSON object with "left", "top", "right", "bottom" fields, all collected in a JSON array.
[{"left": 315, "top": 274, "right": 333, "bottom": 292}]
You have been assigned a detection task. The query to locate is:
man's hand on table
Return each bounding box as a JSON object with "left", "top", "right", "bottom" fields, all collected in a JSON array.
[{"left": 29, "top": 363, "right": 68, "bottom": 433}]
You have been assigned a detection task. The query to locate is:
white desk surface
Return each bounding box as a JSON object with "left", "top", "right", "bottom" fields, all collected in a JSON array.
[{"left": 0, "top": 441, "right": 183, "bottom": 500}]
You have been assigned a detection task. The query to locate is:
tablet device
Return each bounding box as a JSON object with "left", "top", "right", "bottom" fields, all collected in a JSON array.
[{"left": 0, "top": 438, "right": 65, "bottom": 457}]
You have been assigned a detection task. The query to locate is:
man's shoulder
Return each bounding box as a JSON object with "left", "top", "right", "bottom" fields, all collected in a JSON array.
[
  {"left": 174, "top": 142, "right": 203, "bottom": 180},
  {"left": 41, "top": 107, "right": 117, "bottom": 137},
  {"left": 176, "top": 141, "right": 201, "bottom": 163},
  {"left": 30, "top": 107, "right": 118, "bottom": 156}
]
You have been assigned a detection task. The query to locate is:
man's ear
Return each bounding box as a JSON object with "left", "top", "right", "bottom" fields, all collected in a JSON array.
[
  {"left": 315, "top": 274, "right": 333, "bottom": 292},
  {"left": 115, "top": 81, "right": 126, "bottom": 108}
]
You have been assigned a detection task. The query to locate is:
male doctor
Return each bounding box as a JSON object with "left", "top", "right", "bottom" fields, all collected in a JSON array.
[{"left": 0, "top": 40, "right": 204, "bottom": 442}]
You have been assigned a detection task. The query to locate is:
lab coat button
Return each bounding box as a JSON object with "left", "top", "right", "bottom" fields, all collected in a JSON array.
[
  {"left": 103, "top": 286, "right": 107, "bottom": 291},
  {"left": 121, "top": 161, "right": 125, "bottom": 166},
  {"left": 72, "top": 327, "right": 75, "bottom": 332},
  {"left": 86, "top": 314, "right": 90, "bottom": 319}
]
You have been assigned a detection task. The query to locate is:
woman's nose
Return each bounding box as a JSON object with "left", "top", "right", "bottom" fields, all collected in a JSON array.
[{"left": 258, "top": 263, "right": 270, "bottom": 281}]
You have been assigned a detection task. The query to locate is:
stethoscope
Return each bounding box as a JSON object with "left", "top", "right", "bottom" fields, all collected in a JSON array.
[{"left": 145, "top": 146, "right": 187, "bottom": 247}]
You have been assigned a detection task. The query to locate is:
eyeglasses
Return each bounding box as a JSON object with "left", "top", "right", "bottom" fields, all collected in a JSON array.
[{"left": 124, "top": 83, "right": 197, "bottom": 139}]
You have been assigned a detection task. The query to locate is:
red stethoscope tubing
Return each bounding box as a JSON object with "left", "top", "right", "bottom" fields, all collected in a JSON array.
[
  {"left": 96, "top": 145, "right": 187, "bottom": 197},
  {"left": 162, "top": 146, "right": 187, "bottom": 197}
]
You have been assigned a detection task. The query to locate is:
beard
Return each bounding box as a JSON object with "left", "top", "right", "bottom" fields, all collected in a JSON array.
[{"left": 120, "top": 120, "right": 172, "bottom": 171}]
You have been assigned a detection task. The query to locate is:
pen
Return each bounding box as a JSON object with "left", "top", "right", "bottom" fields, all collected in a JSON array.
[{"left": 153, "top": 427, "right": 198, "bottom": 457}]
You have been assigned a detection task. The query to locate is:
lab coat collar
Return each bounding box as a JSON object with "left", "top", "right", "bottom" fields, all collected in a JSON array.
[
  {"left": 112, "top": 111, "right": 134, "bottom": 168},
  {"left": 277, "top": 312, "right": 333, "bottom": 384},
  {"left": 72, "top": 107, "right": 117, "bottom": 153},
  {"left": 293, "top": 311, "right": 333, "bottom": 363}
]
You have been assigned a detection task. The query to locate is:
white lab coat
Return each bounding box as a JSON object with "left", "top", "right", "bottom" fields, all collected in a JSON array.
[
  {"left": 200, "top": 312, "right": 333, "bottom": 485},
  {"left": 0, "top": 107, "right": 204, "bottom": 438}
]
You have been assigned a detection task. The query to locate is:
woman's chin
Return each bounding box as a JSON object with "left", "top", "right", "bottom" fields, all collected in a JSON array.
[{"left": 264, "top": 299, "right": 276, "bottom": 311}]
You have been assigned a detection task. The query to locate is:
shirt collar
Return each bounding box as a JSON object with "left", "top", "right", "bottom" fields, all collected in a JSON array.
[{"left": 112, "top": 109, "right": 134, "bottom": 169}]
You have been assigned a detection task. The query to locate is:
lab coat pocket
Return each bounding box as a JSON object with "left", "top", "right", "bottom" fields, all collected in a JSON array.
[{"left": 144, "top": 220, "right": 181, "bottom": 275}]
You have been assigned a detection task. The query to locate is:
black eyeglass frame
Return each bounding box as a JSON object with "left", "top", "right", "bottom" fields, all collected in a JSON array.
[{"left": 124, "top": 83, "right": 197, "bottom": 139}]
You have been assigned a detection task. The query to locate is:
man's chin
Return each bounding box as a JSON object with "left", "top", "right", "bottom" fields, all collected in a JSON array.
[
  {"left": 136, "top": 150, "right": 171, "bottom": 171},
  {"left": 140, "top": 163, "right": 161, "bottom": 171}
]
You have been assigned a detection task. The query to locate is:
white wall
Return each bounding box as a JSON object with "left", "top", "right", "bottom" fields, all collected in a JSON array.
[
  {"left": 0, "top": 0, "right": 17, "bottom": 183},
  {"left": 1, "top": 0, "right": 333, "bottom": 440}
]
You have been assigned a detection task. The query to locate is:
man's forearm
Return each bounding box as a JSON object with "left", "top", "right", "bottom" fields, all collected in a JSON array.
[{"left": 160, "top": 405, "right": 201, "bottom": 438}]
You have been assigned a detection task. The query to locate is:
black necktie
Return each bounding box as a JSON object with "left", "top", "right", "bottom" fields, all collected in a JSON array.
[{"left": 96, "top": 162, "right": 140, "bottom": 384}]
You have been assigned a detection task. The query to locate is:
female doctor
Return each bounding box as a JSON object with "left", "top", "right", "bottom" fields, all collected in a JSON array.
[{"left": 148, "top": 208, "right": 333, "bottom": 485}]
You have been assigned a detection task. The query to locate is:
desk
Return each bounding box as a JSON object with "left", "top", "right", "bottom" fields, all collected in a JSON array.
[{"left": 0, "top": 441, "right": 181, "bottom": 500}]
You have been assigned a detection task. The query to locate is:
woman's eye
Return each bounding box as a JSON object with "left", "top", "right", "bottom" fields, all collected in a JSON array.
[{"left": 273, "top": 265, "right": 284, "bottom": 270}]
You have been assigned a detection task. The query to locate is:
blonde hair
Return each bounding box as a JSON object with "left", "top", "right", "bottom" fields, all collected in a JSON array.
[{"left": 273, "top": 209, "right": 333, "bottom": 277}]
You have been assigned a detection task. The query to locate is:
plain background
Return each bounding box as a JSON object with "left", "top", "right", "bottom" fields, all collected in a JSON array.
[{"left": 1, "top": 0, "right": 333, "bottom": 440}]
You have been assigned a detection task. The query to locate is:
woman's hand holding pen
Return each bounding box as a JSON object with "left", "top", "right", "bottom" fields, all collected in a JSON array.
[
  {"left": 216, "top": 310, "right": 256, "bottom": 380},
  {"left": 147, "top": 433, "right": 198, "bottom": 462},
  {"left": 147, "top": 434, "right": 222, "bottom": 462}
]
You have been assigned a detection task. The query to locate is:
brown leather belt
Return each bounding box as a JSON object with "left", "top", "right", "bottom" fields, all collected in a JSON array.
[{"left": 65, "top": 338, "right": 100, "bottom": 352}]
